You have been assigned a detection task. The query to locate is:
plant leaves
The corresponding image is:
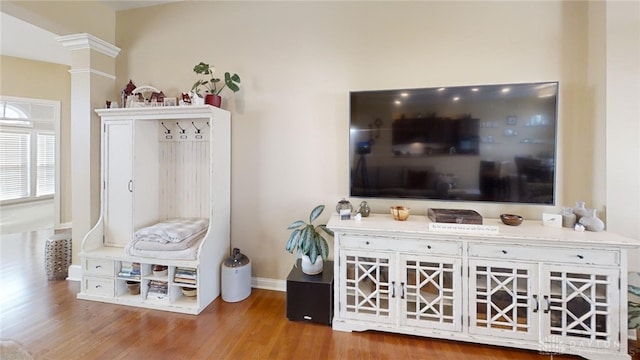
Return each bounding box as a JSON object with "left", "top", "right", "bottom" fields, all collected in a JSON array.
[
  {"left": 225, "top": 72, "right": 241, "bottom": 93},
  {"left": 309, "top": 205, "right": 325, "bottom": 223},
  {"left": 317, "top": 234, "right": 329, "bottom": 261},
  {"left": 193, "top": 62, "right": 210, "bottom": 74},
  {"left": 287, "top": 220, "right": 305, "bottom": 230},
  {"left": 308, "top": 241, "right": 318, "bottom": 264},
  {"left": 318, "top": 224, "right": 334, "bottom": 237},
  {"left": 285, "top": 228, "right": 300, "bottom": 253},
  {"left": 301, "top": 225, "right": 313, "bottom": 254},
  {"left": 298, "top": 226, "right": 308, "bottom": 253}
]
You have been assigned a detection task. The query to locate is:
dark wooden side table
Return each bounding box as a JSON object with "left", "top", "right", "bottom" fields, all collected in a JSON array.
[{"left": 286, "top": 259, "right": 334, "bottom": 325}]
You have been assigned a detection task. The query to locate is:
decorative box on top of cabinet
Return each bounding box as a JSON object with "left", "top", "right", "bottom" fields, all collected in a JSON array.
[
  {"left": 77, "top": 106, "right": 231, "bottom": 315},
  {"left": 328, "top": 213, "right": 640, "bottom": 360}
]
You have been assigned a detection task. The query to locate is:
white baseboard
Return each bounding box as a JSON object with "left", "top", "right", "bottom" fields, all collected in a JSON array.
[
  {"left": 67, "top": 264, "right": 82, "bottom": 281},
  {"left": 252, "top": 277, "right": 285, "bottom": 292}
]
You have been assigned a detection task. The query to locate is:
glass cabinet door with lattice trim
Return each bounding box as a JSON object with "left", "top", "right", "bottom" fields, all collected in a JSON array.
[
  {"left": 400, "top": 254, "right": 462, "bottom": 331},
  {"left": 339, "top": 249, "right": 395, "bottom": 323},
  {"left": 540, "top": 265, "right": 620, "bottom": 352},
  {"left": 469, "top": 259, "right": 539, "bottom": 341}
]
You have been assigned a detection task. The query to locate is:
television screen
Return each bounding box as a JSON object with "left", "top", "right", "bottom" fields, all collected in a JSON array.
[{"left": 349, "top": 81, "right": 558, "bottom": 204}]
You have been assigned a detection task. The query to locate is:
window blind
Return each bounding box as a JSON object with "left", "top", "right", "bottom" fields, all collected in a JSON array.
[
  {"left": 37, "top": 132, "right": 55, "bottom": 196},
  {"left": 0, "top": 131, "right": 30, "bottom": 201}
]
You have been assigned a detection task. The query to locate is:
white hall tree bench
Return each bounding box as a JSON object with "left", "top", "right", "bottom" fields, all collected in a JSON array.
[
  {"left": 77, "top": 106, "right": 230, "bottom": 315},
  {"left": 328, "top": 213, "right": 640, "bottom": 360}
]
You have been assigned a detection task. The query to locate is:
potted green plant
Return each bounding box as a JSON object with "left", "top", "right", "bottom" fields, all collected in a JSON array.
[
  {"left": 191, "top": 62, "right": 241, "bottom": 107},
  {"left": 285, "top": 205, "right": 334, "bottom": 275}
]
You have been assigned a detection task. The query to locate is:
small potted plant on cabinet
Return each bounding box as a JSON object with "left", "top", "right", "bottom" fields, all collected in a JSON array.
[
  {"left": 191, "top": 61, "right": 241, "bottom": 107},
  {"left": 285, "top": 205, "right": 334, "bottom": 275}
]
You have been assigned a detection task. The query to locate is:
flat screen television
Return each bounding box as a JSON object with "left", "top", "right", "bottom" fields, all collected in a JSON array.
[{"left": 349, "top": 81, "right": 559, "bottom": 204}]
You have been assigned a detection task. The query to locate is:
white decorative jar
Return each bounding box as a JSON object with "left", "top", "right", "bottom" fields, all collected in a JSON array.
[{"left": 579, "top": 208, "right": 605, "bottom": 232}]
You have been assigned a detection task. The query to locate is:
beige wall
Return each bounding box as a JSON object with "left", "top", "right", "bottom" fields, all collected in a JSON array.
[
  {"left": 1, "top": 0, "right": 115, "bottom": 41},
  {"left": 114, "top": 1, "right": 610, "bottom": 280},
  {"left": 4, "top": 1, "right": 638, "bottom": 281},
  {"left": 0, "top": 55, "right": 72, "bottom": 225},
  {"left": 602, "top": 1, "right": 640, "bottom": 267}
]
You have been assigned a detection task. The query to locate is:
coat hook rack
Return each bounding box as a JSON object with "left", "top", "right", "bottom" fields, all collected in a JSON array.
[
  {"left": 161, "top": 122, "right": 171, "bottom": 134},
  {"left": 192, "top": 122, "right": 202, "bottom": 134},
  {"left": 176, "top": 122, "right": 186, "bottom": 134}
]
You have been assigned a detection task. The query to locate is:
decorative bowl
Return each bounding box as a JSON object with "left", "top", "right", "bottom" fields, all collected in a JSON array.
[
  {"left": 500, "top": 213, "right": 523, "bottom": 226},
  {"left": 390, "top": 206, "right": 411, "bottom": 221},
  {"left": 181, "top": 287, "right": 197, "bottom": 297},
  {"left": 126, "top": 281, "right": 140, "bottom": 295},
  {"left": 152, "top": 265, "right": 168, "bottom": 276}
]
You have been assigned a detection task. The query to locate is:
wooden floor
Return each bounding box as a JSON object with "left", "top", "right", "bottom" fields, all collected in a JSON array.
[{"left": 0, "top": 230, "right": 634, "bottom": 360}]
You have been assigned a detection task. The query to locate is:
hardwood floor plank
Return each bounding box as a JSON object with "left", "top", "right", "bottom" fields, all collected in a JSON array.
[{"left": 1, "top": 230, "right": 634, "bottom": 359}]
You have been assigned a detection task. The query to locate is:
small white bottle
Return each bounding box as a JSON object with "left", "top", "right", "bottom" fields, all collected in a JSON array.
[{"left": 561, "top": 207, "right": 576, "bottom": 228}]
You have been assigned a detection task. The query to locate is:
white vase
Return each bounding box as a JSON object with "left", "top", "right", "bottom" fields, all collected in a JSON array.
[
  {"left": 579, "top": 208, "right": 605, "bottom": 232},
  {"left": 572, "top": 201, "right": 589, "bottom": 221},
  {"left": 301, "top": 255, "right": 323, "bottom": 275}
]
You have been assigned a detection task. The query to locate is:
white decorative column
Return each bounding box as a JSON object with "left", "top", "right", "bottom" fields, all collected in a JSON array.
[{"left": 57, "top": 33, "right": 120, "bottom": 277}]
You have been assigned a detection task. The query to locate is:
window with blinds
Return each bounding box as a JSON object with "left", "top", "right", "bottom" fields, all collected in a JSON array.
[
  {"left": 0, "top": 131, "right": 30, "bottom": 201},
  {"left": 0, "top": 97, "right": 58, "bottom": 203}
]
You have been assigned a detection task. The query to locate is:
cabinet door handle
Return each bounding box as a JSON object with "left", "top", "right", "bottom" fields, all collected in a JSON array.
[
  {"left": 427, "top": 245, "right": 432, "bottom": 250},
  {"left": 391, "top": 281, "right": 396, "bottom": 298},
  {"left": 128, "top": 180, "right": 133, "bottom": 192},
  {"left": 501, "top": 250, "right": 507, "bottom": 254},
  {"left": 95, "top": 284, "right": 101, "bottom": 289},
  {"left": 532, "top": 294, "right": 539, "bottom": 313},
  {"left": 95, "top": 265, "right": 102, "bottom": 269},
  {"left": 400, "top": 282, "right": 405, "bottom": 299},
  {"left": 577, "top": 254, "right": 584, "bottom": 259},
  {"left": 543, "top": 295, "right": 551, "bottom": 313}
]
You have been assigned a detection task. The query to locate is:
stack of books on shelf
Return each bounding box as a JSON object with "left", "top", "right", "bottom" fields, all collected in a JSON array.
[
  {"left": 174, "top": 267, "right": 197, "bottom": 285},
  {"left": 147, "top": 280, "right": 168, "bottom": 300},
  {"left": 118, "top": 262, "right": 141, "bottom": 280}
]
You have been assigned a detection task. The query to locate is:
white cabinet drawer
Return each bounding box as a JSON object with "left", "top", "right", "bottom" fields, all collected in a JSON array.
[
  {"left": 83, "top": 258, "right": 115, "bottom": 276},
  {"left": 340, "top": 234, "right": 461, "bottom": 256},
  {"left": 83, "top": 276, "right": 114, "bottom": 297},
  {"left": 468, "top": 243, "right": 619, "bottom": 266}
]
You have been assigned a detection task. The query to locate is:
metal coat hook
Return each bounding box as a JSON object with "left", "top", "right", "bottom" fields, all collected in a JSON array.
[
  {"left": 176, "top": 122, "right": 186, "bottom": 134},
  {"left": 161, "top": 122, "right": 171, "bottom": 134},
  {"left": 206, "top": 121, "right": 210, "bottom": 127},
  {"left": 192, "top": 122, "right": 202, "bottom": 134}
]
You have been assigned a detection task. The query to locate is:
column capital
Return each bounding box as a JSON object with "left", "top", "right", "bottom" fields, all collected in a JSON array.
[{"left": 56, "top": 33, "right": 120, "bottom": 58}]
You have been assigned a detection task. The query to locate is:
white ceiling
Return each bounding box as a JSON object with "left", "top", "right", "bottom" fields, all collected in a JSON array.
[{"left": 0, "top": 1, "right": 180, "bottom": 66}]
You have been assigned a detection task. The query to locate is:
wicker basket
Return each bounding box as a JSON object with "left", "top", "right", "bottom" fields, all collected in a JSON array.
[{"left": 45, "top": 232, "right": 71, "bottom": 281}]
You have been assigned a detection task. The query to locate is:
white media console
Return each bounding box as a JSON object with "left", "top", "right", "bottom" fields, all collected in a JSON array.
[{"left": 328, "top": 213, "right": 640, "bottom": 360}]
